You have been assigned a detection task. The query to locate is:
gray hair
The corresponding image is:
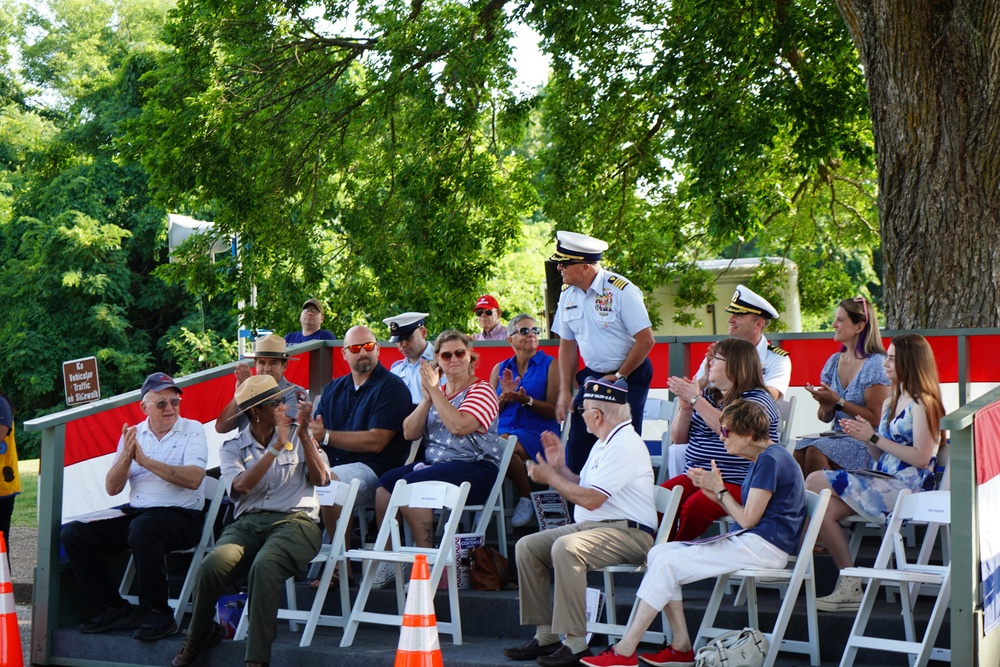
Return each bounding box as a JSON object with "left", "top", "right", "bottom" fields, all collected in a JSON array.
[
  {"left": 507, "top": 314, "right": 536, "bottom": 337},
  {"left": 586, "top": 400, "right": 632, "bottom": 424}
]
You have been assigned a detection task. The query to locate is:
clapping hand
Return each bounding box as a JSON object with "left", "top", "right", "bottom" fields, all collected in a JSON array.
[
  {"left": 805, "top": 382, "right": 839, "bottom": 407},
  {"left": 689, "top": 460, "right": 725, "bottom": 498},
  {"left": 528, "top": 431, "right": 564, "bottom": 485},
  {"left": 234, "top": 361, "right": 252, "bottom": 387},
  {"left": 840, "top": 415, "right": 877, "bottom": 444},
  {"left": 668, "top": 375, "right": 699, "bottom": 405},
  {"left": 419, "top": 360, "right": 440, "bottom": 397}
]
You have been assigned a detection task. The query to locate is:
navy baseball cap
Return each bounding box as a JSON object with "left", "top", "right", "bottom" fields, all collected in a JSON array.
[{"left": 141, "top": 372, "right": 182, "bottom": 398}]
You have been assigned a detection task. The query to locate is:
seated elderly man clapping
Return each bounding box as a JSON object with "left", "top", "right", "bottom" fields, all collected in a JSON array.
[{"left": 503, "top": 378, "right": 656, "bottom": 667}]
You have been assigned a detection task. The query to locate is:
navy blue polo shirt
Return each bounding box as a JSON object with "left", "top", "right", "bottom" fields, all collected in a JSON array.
[{"left": 314, "top": 363, "right": 414, "bottom": 476}]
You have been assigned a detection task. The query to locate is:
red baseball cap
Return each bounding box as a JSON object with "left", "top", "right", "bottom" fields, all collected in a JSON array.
[{"left": 474, "top": 295, "right": 499, "bottom": 311}]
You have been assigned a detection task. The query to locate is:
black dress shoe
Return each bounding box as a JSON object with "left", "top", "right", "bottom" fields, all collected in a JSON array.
[
  {"left": 504, "top": 638, "right": 563, "bottom": 661},
  {"left": 536, "top": 644, "right": 593, "bottom": 667}
]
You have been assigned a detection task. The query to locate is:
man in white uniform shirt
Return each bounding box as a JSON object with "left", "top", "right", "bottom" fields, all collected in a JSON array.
[
  {"left": 383, "top": 311, "right": 435, "bottom": 404},
  {"left": 504, "top": 379, "right": 656, "bottom": 667},
  {"left": 61, "top": 372, "right": 207, "bottom": 641},
  {"left": 695, "top": 284, "right": 791, "bottom": 400},
  {"left": 550, "top": 231, "right": 656, "bottom": 473}
]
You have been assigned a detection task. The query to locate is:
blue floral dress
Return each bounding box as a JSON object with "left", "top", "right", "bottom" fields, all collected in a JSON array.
[
  {"left": 795, "top": 352, "right": 890, "bottom": 469},
  {"left": 821, "top": 400, "right": 938, "bottom": 525}
]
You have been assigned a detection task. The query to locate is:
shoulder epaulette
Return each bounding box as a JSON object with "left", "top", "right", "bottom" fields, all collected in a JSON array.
[
  {"left": 767, "top": 345, "right": 789, "bottom": 357},
  {"left": 561, "top": 283, "right": 570, "bottom": 291},
  {"left": 607, "top": 274, "right": 631, "bottom": 290}
]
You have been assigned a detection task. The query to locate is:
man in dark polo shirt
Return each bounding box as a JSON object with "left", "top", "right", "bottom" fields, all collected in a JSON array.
[{"left": 308, "top": 325, "right": 414, "bottom": 548}]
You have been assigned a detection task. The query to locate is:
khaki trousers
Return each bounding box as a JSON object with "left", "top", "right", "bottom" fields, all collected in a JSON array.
[{"left": 515, "top": 521, "right": 653, "bottom": 636}]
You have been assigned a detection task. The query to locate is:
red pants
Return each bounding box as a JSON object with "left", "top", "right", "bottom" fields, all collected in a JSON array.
[{"left": 661, "top": 474, "right": 743, "bottom": 541}]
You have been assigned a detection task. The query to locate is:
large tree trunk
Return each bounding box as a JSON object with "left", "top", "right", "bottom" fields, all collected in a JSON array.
[{"left": 835, "top": 0, "right": 1000, "bottom": 328}]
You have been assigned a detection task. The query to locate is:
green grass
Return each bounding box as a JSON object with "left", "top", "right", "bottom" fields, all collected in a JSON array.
[{"left": 12, "top": 459, "right": 38, "bottom": 528}]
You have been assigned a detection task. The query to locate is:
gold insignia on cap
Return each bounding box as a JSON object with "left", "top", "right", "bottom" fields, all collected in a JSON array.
[
  {"left": 592, "top": 383, "right": 600, "bottom": 390},
  {"left": 390, "top": 322, "right": 399, "bottom": 331}
]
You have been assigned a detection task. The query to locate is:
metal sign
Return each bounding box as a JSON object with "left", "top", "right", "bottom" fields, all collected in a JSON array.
[{"left": 63, "top": 356, "right": 101, "bottom": 406}]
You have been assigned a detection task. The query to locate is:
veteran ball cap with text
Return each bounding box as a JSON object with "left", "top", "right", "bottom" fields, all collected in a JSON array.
[
  {"left": 581, "top": 377, "right": 628, "bottom": 404},
  {"left": 725, "top": 284, "right": 780, "bottom": 320},
  {"left": 382, "top": 312, "right": 429, "bottom": 342},
  {"left": 549, "top": 230, "right": 609, "bottom": 264}
]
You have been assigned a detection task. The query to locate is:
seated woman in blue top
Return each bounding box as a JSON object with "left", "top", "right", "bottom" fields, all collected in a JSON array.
[
  {"left": 795, "top": 296, "right": 891, "bottom": 476},
  {"left": 807, "top": 333, "right": 944, "bottom": 612},
  {"left": 489, "top": 314, "right": 560, "bottom": 528},
  {"left": 663, "top": 337, "right": 780, "bottom": 541},
  {"left": 579, "top": 400, "right": 806, "bottom": 667}
]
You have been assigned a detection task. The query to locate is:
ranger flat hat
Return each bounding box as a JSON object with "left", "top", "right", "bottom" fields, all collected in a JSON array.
[
  {"left": 725, "top": 284, "right": 780, "bottom": 320},
  {"left": 549, "top": 231, "right": 608, "bottom": 264},
  {"left": 581, "top": 376, "right": 628, "bottom": 404},
  {"left": 232, "top": 375, "right": 297, "bottom": 417},
  {"left": 382, "top": 312, "right": 429, "bottom": 343},
  {"left": 244, "top": 333, "right": 297, "bottom": 360}
]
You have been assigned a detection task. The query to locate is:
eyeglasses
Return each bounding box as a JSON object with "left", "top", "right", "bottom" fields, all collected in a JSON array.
[
  {"left": 345, "top": 341, "right": 377, "bottom": 353},
  {"left": 438, "top": 349, "right": 468, "bottom": 361},
  {"left": 475, "top": 309, "right": 494, "bottom": 317},
  {"left": 148, "top": 397, "right": 181, "bottom": 410},
  {"left": 720, "top": 426, "right": 729, "bottom": 438},
  {"left": 515, "top": 326, "right": 542, "bottom": 336},
  {"left": 577, "top": 405, "right": 604, "bottom": 416},
  {"left": 264, "top": 399, "right": 283, "bottom": 408},
  {"left": 853, "top": 296, "right": 868, "bottom": 325},
  {"left": 557, "top": 261, "right": 585, "bottom": 268},
  {"left": 712, "top": 355, "right": 726, "bottom": 363}
]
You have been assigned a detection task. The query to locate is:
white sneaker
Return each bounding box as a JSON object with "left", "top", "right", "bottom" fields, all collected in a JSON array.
[
  {"left": 512, "top": 497, "right": 535, "bottom": 528},
  {"left": 815, "top": 575, "right": 863, "bottom": 611},
  {"left": 370, "top": 562, "right": 398, "bottom": 589}
]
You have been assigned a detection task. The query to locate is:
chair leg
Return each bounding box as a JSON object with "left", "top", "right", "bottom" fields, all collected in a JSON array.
[
  {"left": 341, "top": 559, "right": 376, "bottom": 647},
  {"left": 694, "top": 575, "right": 729, "bottom": 649},
  {"left": 446, "top": 563, "right": 463, "bottom": 645},
  {"left": 285, "top": 577, "right": 298, "bottom": 632},
  {"left": 839, "top": 577, "right": 880, "bottom": 667},
  {"left": 914, "top": 574, "right": 950, "bottom": 667}
]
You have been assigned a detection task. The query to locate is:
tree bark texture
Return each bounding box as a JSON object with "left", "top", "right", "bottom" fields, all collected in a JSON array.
[{"left": 835, "top": 0, "right": 1000, "bottom": 328}]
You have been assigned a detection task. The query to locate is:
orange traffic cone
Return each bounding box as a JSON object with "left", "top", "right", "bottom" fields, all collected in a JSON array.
[
  {"left": 0, "top": 534, "right": 23, "bottom": 667},
  {"left": 394, "top": 554, "right": 443, "bottom": 667}
]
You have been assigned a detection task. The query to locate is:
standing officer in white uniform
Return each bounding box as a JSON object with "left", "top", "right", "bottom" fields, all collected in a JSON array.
[
  {"left": 695, "top": 284, "right": 791, "bottom": 400},
  {"left": 382, "top": 312, "right": 435, "bottom": 404},
  {"left": 550, "top": 231, "right": 656, "bottom": 473}
]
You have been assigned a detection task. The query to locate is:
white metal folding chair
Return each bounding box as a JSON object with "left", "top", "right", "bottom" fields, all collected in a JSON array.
[
  {"left": 461, "top": 435, "right": 518, "bottom": 557},
  {"left": 586, "top": 485, "right": 684, "bottom": 643},
  {"left": 777, "top": 396, "right": 797, "bottom": 451},
  {"left": 695, "top": 489, "right": 832, "bottom": 667},
  {"left": 839, "top": 489, "right": 951, "bottom": 667},
  {"left": 234, "top": 478, "right": 361, "bottom": 647},
  {"left": 118, "top": 475, "right": 226, "bottom": 627},
  {"left": 341, "top": 479, "right": 471, "bottom": 647},
  {"left": 643, "top": 398, "right": 676, "bottom": 484}
]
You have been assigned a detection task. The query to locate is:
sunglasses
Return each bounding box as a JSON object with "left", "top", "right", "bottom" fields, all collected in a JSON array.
[
  {"left": 515, "top": 326, "right": 542, "bottom": 336},
  {"left": 148, "top": 397, "right": 181, "bottom": 410},
  {"left": 720, "top": 426, "right": 729, "bottom": 438},
  {"left": 438, "top": 349, "right": 469, "bottom": 361},
  {"left": 557, "top": 261, "right": 585, "bottom": 268},
  {"left": 346, "top": 341, "right": 377, "bottom": 353},
  {"left": 853, "top": 296, "right": 868, "bottom": 325},
  {"left": 475, "top": 309, "right": 494, "bottom": 317},
  {"left": 263, "top": 398, "right": 283, "bottom": 408}
]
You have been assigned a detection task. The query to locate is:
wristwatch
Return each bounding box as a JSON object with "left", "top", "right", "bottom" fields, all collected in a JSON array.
[
  {"left": 689, "top": 395, "right": 698, "bottom": 407},
  {"left": 716, "top": 489, "right": 728, "bottom": 503},
  {"left": 266, "top": 444, "right": 283, "bottom": 457},
  {"left": 526, "top": 396, "right": 534, "bottom": 408},
  {"left": 834, "top": 400, "right": 845, "bottom": 411},
  {"left": 322, "top": 431, "right": 330, "bottom": 446},
  {"left": 615, "top": 371, "right": 628, "bottom": 381},
  {"left": 869, "top": 433, "right": 880, "bottom": 445}
]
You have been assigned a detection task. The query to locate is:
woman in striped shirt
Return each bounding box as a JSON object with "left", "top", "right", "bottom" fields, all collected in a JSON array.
[
  {"left": 662, "top": 337, "right": 781, "bottom": 540},
  {"left": 377, "top": 330, "right": 503, "bottom": 548}
]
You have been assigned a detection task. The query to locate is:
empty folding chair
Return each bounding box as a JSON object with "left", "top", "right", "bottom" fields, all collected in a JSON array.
[
  {"left": 839, "top": 489, "right": 951, "bottom": 667},
  {"left": 341, "top": 479, "right": 471, "bottom": 647}
]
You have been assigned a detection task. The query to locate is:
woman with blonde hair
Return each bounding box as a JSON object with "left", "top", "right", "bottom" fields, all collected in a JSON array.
[
  {"left": 796, "top": 296, "right": 891, "bottom": 475},
  {"left": 807, "top": 333, "right": 945, "bottom": 611}
]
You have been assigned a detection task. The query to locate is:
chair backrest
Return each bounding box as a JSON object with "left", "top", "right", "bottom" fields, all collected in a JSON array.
[
  {"left": 473, "top": 435, "right": 518, "bottom": 534},
  {"left": 651, "top": 485, "right": 684, "bottom": 546},
  {"left": 874, "top": 489, "right": 950, "bottom": 570},
  {"left": 777, "top": 396, "right": 797, "bottom": 450},
  {"left": 797, "top": 489, "right": 831, "bottom": 564},
  {"left": 199, "top": 476, "right": 226, "bottom": 546},
  {"left": 376, "top": 480, "right": 472, "bottom": 553},
  {"left": 326, "top": 478, "right": 361, "bottom": 556}
]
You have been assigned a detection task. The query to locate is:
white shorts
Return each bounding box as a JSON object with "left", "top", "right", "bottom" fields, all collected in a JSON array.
[{"left": 329, "top": 462, "right": 379, "bottom": 506}]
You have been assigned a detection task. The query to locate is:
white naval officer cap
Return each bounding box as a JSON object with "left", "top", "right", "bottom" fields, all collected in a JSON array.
[
  {"left": 382, "top": 312, "right": 429, "bottom": 342},
  {"left": 549, "top": 230, "right": 609, "bottom": 264},
  {"left": 725, "top": 284, "right": 780, "bottom": 320}
]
